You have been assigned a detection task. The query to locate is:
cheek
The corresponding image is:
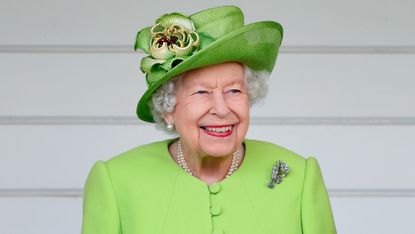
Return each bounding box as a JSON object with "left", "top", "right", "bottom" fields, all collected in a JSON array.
[
  {"left": 232, "top": 98, "right": 250, "bottom": 134},
  {"left": 230, "top": 96, "right": 250, "bottom": 118},
  {"left": 173, "top": 101, "right": 210, "bottom": 151},
  {"left": 173, "top": 100, "right": 208, "bottom": 132}
]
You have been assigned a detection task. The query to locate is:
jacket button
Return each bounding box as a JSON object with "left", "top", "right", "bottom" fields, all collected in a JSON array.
[
  {"left": 210, "top": 206, "right": 222, "bottom": 216},
  {"left": 212, "top": 228, "right": 224, "bottom": 234},
  {"left": 208, "top": 183, "right": 221, "bottom": 194}
]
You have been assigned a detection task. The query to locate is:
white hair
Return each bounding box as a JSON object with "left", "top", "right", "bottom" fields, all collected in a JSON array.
[{"left": 149, "top": 64, "right": 270, "bottom": 134}]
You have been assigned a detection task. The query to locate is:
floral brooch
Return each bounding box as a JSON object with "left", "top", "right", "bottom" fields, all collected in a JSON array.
[
  {"left": 267, "top": 160, "right": 290, "bottom": 189},
  {"left": 134, "top": 12, "right": 214, "bottom": 86}
]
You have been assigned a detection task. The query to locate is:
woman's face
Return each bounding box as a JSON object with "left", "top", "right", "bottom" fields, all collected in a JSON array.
[{"left": 165, "top": 62, "right": 249, "bottom": 158}]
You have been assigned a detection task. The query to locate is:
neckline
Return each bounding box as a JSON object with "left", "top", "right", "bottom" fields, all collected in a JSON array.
[{"left": 162, "top": 138, "right": 251, "bottom": 187}]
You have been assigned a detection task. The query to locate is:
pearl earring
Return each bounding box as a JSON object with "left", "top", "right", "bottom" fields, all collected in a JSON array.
[{"left": 166, "top": 122, "right": 174, "bottom": 131}]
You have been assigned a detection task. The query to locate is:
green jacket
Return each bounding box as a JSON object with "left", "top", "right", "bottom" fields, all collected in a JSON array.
[{"left": 82, "top": 138, "right": 336, "bottom": 234}]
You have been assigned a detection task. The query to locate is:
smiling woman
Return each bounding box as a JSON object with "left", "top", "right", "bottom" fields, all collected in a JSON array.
[
  {"left": 82, "top": 5, "right": 337, "bottom": 234},
  {"left": 163, "top": 62, "right": 249, "bottom": 183}
]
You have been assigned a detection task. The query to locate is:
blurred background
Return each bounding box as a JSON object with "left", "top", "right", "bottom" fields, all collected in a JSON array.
[{"left": 1, "top": 0, "right": 414, "bottom": 233}]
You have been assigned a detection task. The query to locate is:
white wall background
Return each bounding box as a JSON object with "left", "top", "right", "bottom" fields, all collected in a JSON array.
[{"left": 1, "top": 0, "right": 415, "bottom": 233}]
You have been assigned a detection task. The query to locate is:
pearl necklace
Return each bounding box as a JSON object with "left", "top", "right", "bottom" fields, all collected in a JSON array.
[{"left": 176, "top": 140, "right": 241, "bottom": 178}]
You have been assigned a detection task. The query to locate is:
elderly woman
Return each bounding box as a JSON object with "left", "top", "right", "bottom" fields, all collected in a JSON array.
[{"left": 82, "top": 5, "right": 336, "bottom": 234}]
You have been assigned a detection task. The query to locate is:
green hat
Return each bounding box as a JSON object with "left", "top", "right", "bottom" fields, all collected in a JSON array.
[{"left": 134, "top": 5, "right": 283, "bottom": 122}]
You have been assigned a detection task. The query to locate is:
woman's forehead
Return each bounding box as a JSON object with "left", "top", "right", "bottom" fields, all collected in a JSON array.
[{"left": 180, "top": 62, "right": 245, "bottom": 88}]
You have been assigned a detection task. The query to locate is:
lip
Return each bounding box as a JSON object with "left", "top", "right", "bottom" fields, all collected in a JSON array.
[{"left": 200, "top": 124, "right": 235, "bottom": 138}]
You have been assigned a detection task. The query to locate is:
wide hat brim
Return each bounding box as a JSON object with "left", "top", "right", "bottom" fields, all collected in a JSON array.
[{"left": 137, "top": 21, "right": 283, "bottom": 122}]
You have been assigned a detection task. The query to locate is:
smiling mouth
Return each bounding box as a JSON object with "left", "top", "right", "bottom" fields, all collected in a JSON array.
[{"left": 200, "top": 125, "right": 235, "bottom": 137}]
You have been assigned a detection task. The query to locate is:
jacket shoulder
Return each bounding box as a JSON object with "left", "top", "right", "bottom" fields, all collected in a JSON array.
[{"left": 104, "top": 138, "right": 175, "bottom": 173}]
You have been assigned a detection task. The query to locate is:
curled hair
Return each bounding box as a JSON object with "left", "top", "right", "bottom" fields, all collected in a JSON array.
[{"left": 149, "top": 65, "right": 270, "bottom": 134}]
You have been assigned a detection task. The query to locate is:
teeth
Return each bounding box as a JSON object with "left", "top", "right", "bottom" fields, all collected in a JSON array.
[{"left": 205, "top": 126, "right": 232, "bottom": 133}]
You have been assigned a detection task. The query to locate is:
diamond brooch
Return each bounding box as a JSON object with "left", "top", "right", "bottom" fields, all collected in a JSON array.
[{"left": 267, "top": 160, "right": 290, "bottom": 189}]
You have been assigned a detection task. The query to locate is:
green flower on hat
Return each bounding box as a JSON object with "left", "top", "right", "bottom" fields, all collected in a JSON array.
[{"left": 135, "top": 13, "right": 213, "bottom": 86}]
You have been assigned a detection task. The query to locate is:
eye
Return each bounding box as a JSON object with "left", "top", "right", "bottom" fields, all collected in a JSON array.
[
  {"left": 228, "top": 89, "right": 241, "bottom": 94},
  {"left": 193, "top": 90, "right": 208, "bottom": 95}
]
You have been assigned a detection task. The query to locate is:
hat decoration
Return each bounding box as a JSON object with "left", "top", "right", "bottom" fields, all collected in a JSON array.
[{"left": 135, "top": 13, "right": 214, "bottom": 86}]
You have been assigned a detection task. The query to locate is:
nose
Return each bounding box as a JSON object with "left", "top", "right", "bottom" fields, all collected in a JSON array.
[{"left": 210, "top": 91, "right": 231, "bottom": 117}]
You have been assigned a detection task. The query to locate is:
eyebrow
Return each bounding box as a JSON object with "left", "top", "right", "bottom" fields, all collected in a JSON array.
[{"left": 190, "top": 78, "right": 244, "bottom": 88}]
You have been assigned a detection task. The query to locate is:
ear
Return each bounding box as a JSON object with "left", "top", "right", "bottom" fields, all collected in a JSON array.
[{"left": 163, "top": 112, "right": 174, "bottom": 124}]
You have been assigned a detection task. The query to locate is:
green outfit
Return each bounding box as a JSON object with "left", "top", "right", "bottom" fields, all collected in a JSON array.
[{"left": 82, "top": 139, "right": 336, "bottom": 234}]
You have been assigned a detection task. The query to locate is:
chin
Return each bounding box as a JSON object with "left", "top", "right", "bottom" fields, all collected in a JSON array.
[
  {"left": 200, "top": 146, "right": 236, "bottom": 158},
  {"left": 198, "top": 136, "right": 240, "bottom": 157}
]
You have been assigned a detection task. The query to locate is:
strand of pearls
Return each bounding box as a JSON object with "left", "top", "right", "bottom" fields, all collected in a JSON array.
[{"left": 176, "top": 140, "right": 241, "bottom": 178}]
